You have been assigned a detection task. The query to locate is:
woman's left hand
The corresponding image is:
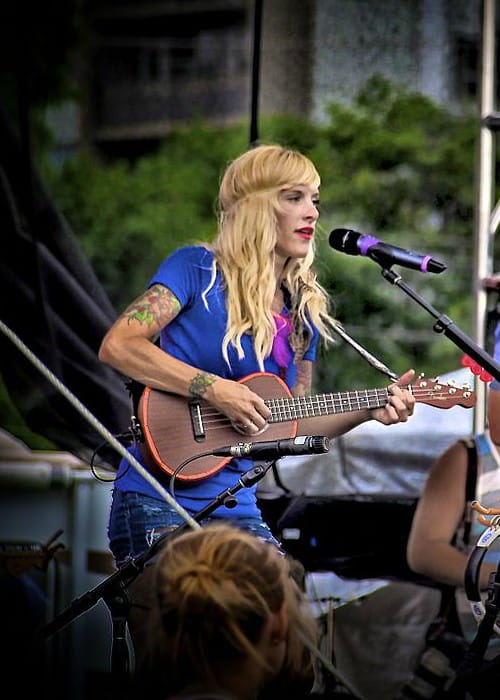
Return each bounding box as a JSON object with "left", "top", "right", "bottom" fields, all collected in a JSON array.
[{"left": 370, "top": 368, "right": 416, "bottom": 425}]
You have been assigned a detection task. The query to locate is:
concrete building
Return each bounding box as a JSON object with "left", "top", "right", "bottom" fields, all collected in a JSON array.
[{"left": 68, "top": 0, "right": 485, "bottom": 157}]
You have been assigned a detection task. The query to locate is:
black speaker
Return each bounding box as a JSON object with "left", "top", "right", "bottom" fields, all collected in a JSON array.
[{"left": 260, "top": 494, "right": 428, "bottom": 583}]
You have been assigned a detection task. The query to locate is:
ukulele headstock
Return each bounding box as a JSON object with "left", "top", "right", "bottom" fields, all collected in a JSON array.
[{"left": 412, "top": 374, "right": 476, "bottom": 409}]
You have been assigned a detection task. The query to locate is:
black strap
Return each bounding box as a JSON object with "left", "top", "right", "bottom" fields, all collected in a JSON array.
[
  {"left": 270, "top": 462, "right": 292, "bottom": 495},
  {"left": 462, "top": 437, "right": 478, "bottom": 547}
]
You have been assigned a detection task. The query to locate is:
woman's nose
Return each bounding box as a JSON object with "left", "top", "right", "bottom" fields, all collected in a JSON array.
[{"left": 306, "top": 202, "right": 319, "bottom": 220}]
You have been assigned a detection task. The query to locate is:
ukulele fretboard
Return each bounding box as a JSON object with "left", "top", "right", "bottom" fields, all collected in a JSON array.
[{"left": 265, "top": 388, "right": 389, "bottom": 422}]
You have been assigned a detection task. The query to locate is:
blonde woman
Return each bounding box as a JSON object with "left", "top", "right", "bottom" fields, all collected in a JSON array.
[{"left": 99, "top": 144, "right": 415, "bottom": 565}]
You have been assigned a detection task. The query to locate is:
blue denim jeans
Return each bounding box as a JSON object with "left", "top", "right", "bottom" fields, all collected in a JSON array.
[{"left": 108, "top": 488, "right": 281, "bottom": 566}]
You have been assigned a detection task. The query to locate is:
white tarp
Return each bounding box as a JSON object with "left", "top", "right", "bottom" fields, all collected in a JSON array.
[{"left": 257, "top": 367, "right": 475, "bottom": 500}]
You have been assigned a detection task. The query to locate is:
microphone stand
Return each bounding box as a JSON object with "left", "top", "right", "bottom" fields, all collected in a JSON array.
[
  {"left": 40, "top": 460, "right": 276, "bottom": 682},
  {"left": 378, "top": 267, "right": 500, "bottom": 382}
]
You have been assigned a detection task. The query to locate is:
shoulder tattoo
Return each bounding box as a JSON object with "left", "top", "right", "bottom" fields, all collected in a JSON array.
[{"left": 124, "top": 285, "right": 181, "bottom": 328}]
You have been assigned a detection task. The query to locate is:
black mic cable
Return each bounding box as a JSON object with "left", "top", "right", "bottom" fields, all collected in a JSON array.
[{"left": 168, "top": 436, "right": 330, "bottom": 502}]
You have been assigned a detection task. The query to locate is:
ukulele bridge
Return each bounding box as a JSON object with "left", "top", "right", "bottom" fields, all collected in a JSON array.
[{"left": 189, "top": 399, "right": 206, "bottom": 442}]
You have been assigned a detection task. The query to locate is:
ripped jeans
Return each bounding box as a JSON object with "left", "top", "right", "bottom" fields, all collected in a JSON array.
[{"left": 107, "top": 488, "right": 281, "bottom": 567}]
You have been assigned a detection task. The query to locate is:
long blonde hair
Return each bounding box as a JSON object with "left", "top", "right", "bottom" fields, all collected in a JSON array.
[
  {"left": 143, "top": 523, "right": 318, "bottom": 695},
  {"left": 209, "top": 144, "right": 338, "bottom": 370}
]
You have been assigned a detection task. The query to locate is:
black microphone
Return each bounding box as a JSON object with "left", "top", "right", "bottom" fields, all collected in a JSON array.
[
  {"left": 212, "top": 435, "right": 330, "bottom": 459},
  {"left": 329, "top": 228, "right": 446, "bottom": 274}
]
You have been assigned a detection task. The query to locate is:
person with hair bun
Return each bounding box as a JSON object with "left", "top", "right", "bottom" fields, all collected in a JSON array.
[
  {"left": 99, "top": 143, "right": 415, "bottom": 566},
  {"left": 135, "top": 523, "right": 318, "bottom": 699}
]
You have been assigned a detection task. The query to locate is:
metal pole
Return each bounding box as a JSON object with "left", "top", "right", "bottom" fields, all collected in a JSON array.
[
  {"left": 473, "top": 0, "right": 497, "bottom": 432},
  {"left": 249, "top": 0, "right": 263, "bottom": 147}
]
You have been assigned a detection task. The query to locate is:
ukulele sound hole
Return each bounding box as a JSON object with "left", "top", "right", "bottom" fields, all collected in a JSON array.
[{"left": 232, "top": 421, "right": 270, "bottom": 436}]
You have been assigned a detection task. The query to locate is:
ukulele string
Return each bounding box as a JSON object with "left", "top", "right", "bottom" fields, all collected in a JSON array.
[{"left": 193, "top": 386, "right": 471, "bottom": 431}]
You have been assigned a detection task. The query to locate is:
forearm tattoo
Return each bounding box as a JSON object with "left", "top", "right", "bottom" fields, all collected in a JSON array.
[
  {"left": 294, "top": 361, "right": 313, "bottom": 395},
  {"left": 189, "top": 372, "right": 217, "bottom": 398},
  {"left": 123, "top": 285, "right": 181, "bottom": 328}
]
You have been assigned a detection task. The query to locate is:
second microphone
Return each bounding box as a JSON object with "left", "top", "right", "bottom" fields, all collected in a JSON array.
[{"left": 212, "top": 435, "right": 330, "bottom": 459}]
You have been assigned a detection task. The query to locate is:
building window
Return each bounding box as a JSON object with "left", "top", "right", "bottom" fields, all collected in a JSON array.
[{"left": 455, "top": 34, "right": 500, "bottom": 100}]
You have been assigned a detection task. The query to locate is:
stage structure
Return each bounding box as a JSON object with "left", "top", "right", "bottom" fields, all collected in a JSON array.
[{"left": 473, "top": 0, "right": 500, "bottom": 431}]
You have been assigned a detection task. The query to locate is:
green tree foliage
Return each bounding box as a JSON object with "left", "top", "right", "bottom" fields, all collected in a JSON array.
[
  {"left": 42, "top": 77, "right": 481, "bottom": 391},
  {"left": 41, "top": 124, "right": 250, "bottom": 310},
  {"left": 303, "top": 77, "right": 479, "bottom": 388}
]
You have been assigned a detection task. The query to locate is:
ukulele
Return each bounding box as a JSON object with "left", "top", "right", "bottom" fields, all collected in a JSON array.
[{"left": 137, "top": 371, "right": 476, "bottom": 484}]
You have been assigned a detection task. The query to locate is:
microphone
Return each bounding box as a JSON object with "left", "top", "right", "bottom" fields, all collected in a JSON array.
[
  {"left": 329, "top": 228, "right": 446, "bottom": 274},
  {"left": 212, "top": 435, "right": 330, "bottom": 459}
]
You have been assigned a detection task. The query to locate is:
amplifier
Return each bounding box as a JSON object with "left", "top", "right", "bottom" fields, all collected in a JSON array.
[{"left": 259, "top": 494, "right": 428, "bottom": 583}]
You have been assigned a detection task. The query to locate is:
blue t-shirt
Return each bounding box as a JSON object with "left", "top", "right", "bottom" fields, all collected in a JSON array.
[{"left": 115, "top": 246, "right": 319, "bottom": 518}]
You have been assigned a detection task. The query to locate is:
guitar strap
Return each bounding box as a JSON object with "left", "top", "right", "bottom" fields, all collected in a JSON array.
[
  {"left": 125, "top": 377, "right": 146, "bottom": 418},
  {"left": 460, "top": 436, "right": 478, "bottom": 549},
  {"left": 270, "top": 461, "right": 292, "bottom": 495},
  {"left": 122, "top": 377, "right": 146, "bottom": 443}
]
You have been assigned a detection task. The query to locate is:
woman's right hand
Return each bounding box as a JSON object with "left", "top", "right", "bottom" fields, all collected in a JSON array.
[{"left": 206, "top": 377, "right": 271, "bottom": 435}]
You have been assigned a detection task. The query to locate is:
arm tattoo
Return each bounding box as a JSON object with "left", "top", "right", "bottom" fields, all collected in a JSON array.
[
  {"left": 123, "top": 285, "right": 181, "bottom": 328},
  {"left": 189, "top": 372, "right": 217, "bottom": 398},
  {"left": 294, "top": 361, "right": 313, "bottom": 396}
]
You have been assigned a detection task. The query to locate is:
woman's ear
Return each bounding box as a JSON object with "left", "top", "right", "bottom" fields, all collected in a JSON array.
[
  {"left": 269, "top": 602, "right": 288, "bottom": 645},
  {"left": 257, "top": 602, "right": 289, "bottom": 685}
]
